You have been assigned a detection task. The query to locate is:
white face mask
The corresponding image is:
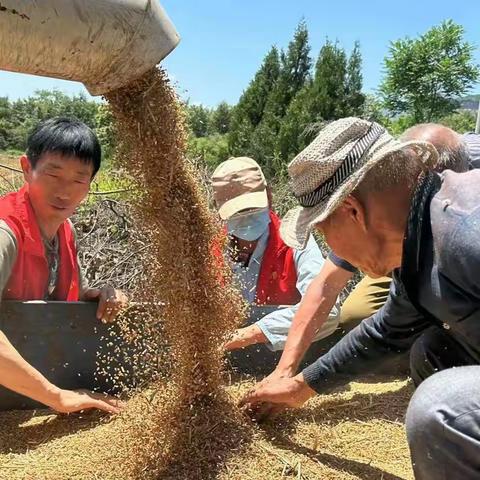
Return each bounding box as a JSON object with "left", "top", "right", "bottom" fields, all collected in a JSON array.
[{"left": 227, "top": 208, "right": 270, "bottom": 241}]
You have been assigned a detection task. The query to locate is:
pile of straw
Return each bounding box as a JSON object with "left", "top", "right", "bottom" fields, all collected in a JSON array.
[{"left": 0, "top": 377, "right": 413, "bottom": 479}]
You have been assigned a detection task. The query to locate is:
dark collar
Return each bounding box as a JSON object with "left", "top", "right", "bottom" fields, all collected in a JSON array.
[{"left": 400, "top": 171, "right": 442, "bottom": 312}]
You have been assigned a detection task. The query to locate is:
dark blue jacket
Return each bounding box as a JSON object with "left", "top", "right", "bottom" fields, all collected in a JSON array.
[{"left": 303, "top": 169, "right": 480, "bottom": 392}]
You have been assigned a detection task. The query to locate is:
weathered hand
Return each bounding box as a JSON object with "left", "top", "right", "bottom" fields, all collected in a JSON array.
[
  {"left": 239, "top": 374, "right": 315, "bottom": 422},
  {"left": 49, "top": 388, "right": 124, "bottom": 414},
  {"left": 224, "top": 324, "right": 268, "bottom": 351},
  {"left": 261, "top": 365, "right": 296, "bottom": 384},
  {"left": 84, "top": 287, "right": 128, "bottom": 323}
]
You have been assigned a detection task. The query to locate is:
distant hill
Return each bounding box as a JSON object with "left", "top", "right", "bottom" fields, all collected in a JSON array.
[{"left": 459, "top": 94, "right": 480, "bottom": 110}]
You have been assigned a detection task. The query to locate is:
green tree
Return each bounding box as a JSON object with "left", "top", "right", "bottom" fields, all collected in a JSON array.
[
  {"left": 309, "top": 40, "right": 348, "bottom": 121},
  {"left": 187, "top": 134, "right": 229, "bottom": 168},
  {"left": 389, "top": 115, "right": 417, "bottom": 136},
  {"left": 361, "top": 94, "right": 391, "bottom": 127},
  {"left": 210, "top": 101, "right": 232, "bottom": 134},
  {"left": 0, "top": 90, "right": 100, "bottom": 151},
  {"left": 344, "top": 41, "right": 365, "bottom": 116},
  {"left": 438, "top": 110, "right": 476, "bottom": 133},
  {"left": 228, "top": 46, "right": 280, "bottom": 156},
  {"left": 186, "top": 104, "right": 212, "bottom": 137},
  {"left": 0, "top": 97, "right": 13, "bottom": 150},
  {"left": 264, "top": 20, "right": 312, "bottom": 120},
  {"left": 275, "top": 85, "right": 314, "bottom": 167},
  {"left": 94, "top": 104, "right": 116, "bottom": 162},
  {"left": 274, "top": 40, "right": 365, "bottom": 167},
  {"left": 380, "top": 20, "right": 480, "bottom": 122},
  {"left": 255, "top": 21, "right": 313, "bottom": 173}
]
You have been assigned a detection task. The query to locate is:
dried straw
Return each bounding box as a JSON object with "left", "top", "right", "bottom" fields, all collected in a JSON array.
[{"left": 0, "top": 377, "right": 414, "bottom": 479}]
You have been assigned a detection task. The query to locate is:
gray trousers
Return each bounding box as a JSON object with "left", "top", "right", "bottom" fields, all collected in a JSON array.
[{"left": 406, "top": 326, "right": 480, "bottom": 479}]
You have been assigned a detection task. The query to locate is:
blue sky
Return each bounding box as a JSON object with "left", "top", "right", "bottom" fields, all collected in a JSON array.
[{"left": 1, "top": 0, "right": 479, "bottom": 106}]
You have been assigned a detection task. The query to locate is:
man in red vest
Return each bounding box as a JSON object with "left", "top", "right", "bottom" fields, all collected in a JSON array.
[
  {"left": 211, "top": 157, "right": 340, "bottom": 352},
  {"left": 0, "top": 117, "right": 126, "bottom": 414}
]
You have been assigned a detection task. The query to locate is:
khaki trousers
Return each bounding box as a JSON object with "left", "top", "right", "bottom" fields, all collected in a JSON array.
[{"left": 339, "top": 275, "right": 391, "bottom": 332}]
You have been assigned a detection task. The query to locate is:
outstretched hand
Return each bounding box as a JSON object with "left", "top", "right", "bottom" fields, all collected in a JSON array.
[
  {"left": 49, "top": 388, "right": 125, "bottom": 414},
  {"left": 224, "top": 324, "right": 268, "bottom": 351},
  {"left": 239, "top": 373, "right": 315, "bottom": 422},
  {"left": 84, "top": 287, "right": 128, "bottom": 323}
]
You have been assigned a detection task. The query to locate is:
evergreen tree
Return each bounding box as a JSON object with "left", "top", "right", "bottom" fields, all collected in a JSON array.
[
  {"left": 344, "top": 41, "right": 365, "bottom": 116},
  {"left": 186, "top": 104, "right": 211, "bottom": 137},
  {"left": 256, "top": 21, "right": 313, "bottom": 172},
  {"left": 309, "top": 40, "right": 347, "bottom": 121},
  {"left": 210, "top": 101, "right": 232, "bottom": 134},
  {"left": 275, "top": 85, "right": 314, "bottom": 169},
  {"left": 265, "top": 20, "right": 312, "bottom": 119},
  {"left": 228, "top": 46, "right": 280, "bottom": 155}
]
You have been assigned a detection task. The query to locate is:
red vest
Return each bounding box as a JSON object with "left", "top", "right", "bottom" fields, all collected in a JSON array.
[
  {"left": 255, "top": 211, "right": 300, "bottom": 305},
  {"left": 0, "top": 185, "right": 80, "bottom": 301}
]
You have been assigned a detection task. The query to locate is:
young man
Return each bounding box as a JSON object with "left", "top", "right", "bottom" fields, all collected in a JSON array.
[
  {"left": 211, "top": 156, "right": 340, "bottom": 352},
  {"left": 0, "top": 117, "right": 126, "bottom": 413}
]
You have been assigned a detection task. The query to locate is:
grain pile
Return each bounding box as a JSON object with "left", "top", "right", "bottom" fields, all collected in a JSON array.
[{"left": 0, "top": 377, "right": 414, "bottom": 479}]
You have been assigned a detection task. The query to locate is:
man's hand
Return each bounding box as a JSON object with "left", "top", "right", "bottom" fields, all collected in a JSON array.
[
  {"left": 83, "top": 287, "right": 128, "bottom": 323},
  {"left": 224, "top": 324, "right": 268, "bottom": 351},
  {"left": 49, "top": 388, "right": 124, "bottom": 414},
  {"left": 262, "top": 365, "right": 296, "bottom": 384},
  {"left": 239, "top": 373, "right": 315, "bottom": 422}
]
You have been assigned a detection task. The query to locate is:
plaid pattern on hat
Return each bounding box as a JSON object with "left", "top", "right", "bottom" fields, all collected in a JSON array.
[{"left": 280, "top": 117, "right": 438, "bottom": 249}]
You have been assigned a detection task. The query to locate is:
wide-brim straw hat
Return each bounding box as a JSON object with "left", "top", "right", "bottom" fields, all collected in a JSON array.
[{"left": 280, "top": 117, "right": 438, "bottom": 249}]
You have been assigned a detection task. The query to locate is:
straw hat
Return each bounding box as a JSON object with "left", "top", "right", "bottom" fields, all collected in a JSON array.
[
  {"left": 280, "top": 117, "right": 438, "bottom": 249},
  {"left": 211, "top": 157, "right": 268, "bottom": 220}
]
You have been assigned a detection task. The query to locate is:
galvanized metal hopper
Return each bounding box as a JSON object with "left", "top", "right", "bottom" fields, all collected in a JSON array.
[{"left": 0, "top": 0, "right": 180, "bottom": 95}]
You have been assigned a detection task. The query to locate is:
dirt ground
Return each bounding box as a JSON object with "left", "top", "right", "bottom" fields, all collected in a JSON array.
[{"left": 0, "top": 376, "right": 414, "bottom": 480}]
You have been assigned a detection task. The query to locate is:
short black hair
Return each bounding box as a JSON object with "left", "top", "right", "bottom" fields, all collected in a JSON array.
[{"left": 26, "top": 117, "right": 102, "bottom": 176}]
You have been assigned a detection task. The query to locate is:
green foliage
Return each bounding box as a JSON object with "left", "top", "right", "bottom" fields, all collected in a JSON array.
[
  {"left": 0, "top": 90, "right": 118, "bottom": 164},
  {"left": 264, "top": 20, "right": 312, "bottom": 120},
  {"left": 344, "top": 41, "right": 365, "bottom": 116},
  {"left": 186, "top": 104, "right": 211, "bottom": 137},
  {"left": 228, "top": 21, "right": 315, "bottom": 174},
  {"left": 310, "top": 40, "right": 347, "bottom": 121},
  {"left": 388, "top": 115, "right": 417, "bottom": 136},
  {"left": 361, "top": 94, "right": 392, "bottom": 127},
  {"left": 271, "top": 39, "right": 366, "bottom": 169},
  {"left": 187, "top": 134, "right": 229, "bottom": 168},
  {"left": 210, "top": 102, "right": 232, "bottom": 134},
  {"left": 438, "top": 110, "right": 476, "bottom": 133},
  {"left": 259, "top": 21, "right": 313, "bottom": 174},
  {"left": 380, "top": 20, "right": 480, "bottom": 122},
  {"left": 275, "top": 86, "right": 314, "bottom": 168},
  {"left": 228, "top": 46, "right": 280, "bottom": 156},
  {"left": 94, "top": 104, "right": 116, "bottom": 163}
]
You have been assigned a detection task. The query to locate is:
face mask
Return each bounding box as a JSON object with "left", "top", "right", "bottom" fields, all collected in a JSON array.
[{"left": 227, "top": 208, "right": 270, "bottom": 241}]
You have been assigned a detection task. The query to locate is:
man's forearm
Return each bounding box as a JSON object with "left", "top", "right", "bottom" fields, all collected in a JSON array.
[
  {"left": 275, "top": 287, "right": 338, "bottom": 374},
  {"left": 276, "top": 263, "right": 352, "bottom": 374},
  {"left": 224, "top": 324, "right": 268, "bottom": 351},
  {"left": 0, "top": 330, "right": 60, "bottom": 408}
]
